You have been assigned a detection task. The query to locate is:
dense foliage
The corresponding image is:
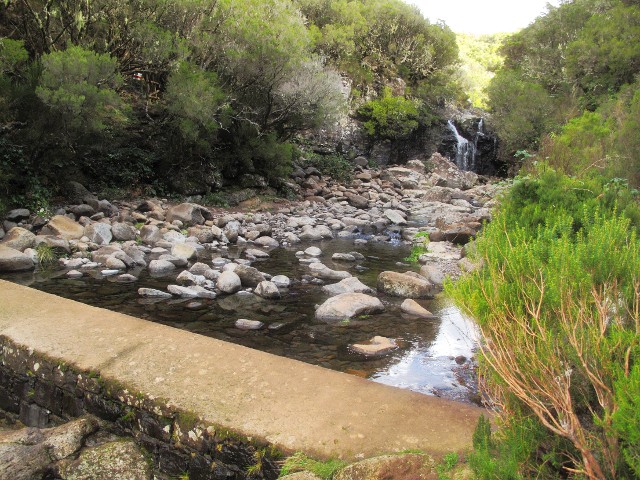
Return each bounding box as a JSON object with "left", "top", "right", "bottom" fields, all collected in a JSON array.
[
  {"left": 0, "top": 0, "right": 460, "bottom": 207},
  {"left": 456, "top": 33, "right": 505, "bottom": 109},
  {"left": 447, "top": 167, "right": 640, "bottom": 479},
  {"left": 487, "top": 0, "right": 640, "bottom": 184}
]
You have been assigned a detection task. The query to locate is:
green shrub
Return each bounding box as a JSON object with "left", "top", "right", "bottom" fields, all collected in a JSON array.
[
  {"left": 447, "top": 167, "right": 640, "bottom": 478},
  {"left": 301, "top": 152, "right": 353, "bottom": 182},
  {"left": 278, "top": 452, "right": 347, "bottom": 479},
  {"left": 358, "top": 87, "right": 420, "bottom": 140}
]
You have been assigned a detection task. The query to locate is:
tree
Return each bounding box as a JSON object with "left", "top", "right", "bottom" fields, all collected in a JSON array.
[{"left": 36, "top": 45, "right": 124, "bottom": 140}]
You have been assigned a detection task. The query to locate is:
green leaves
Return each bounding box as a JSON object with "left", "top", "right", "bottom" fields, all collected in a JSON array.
[
  {"left": 358, "top": 87, "right": 420, "bottom": 140},
  {"left": 36, "top": 46, "right": 124, "bottom": 133}
]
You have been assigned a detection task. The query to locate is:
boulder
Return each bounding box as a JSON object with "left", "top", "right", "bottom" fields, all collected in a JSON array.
[
  {"left": 5, "top": 208, "right": 30, "bottom": 222},
  {"left": 166, "top": 203, "right": 208, "bottom": 226},
  {"left": 40, "top": 215, "right": 84, "bottom": 240},
  {"left": 171, "top": 243, "right": 198, "bottom": 261},
  {"left": 345, "top": 192, "right": 369, "bottom": 209},
  {"left": 419, "top": 264, "right": 445, "bottom": 287},
  {"left": 138, "top": 288, "right": 172, "bottom": 298},
  {"left": 245, "top": 248, "right": 269, "bottom": 259},
  {"left": 233, "top": 264, "right": 266, "bottom": 287},
  {"left": 84, "top": 223, "right": 113, "bottom": 245},
  {"left": 383, "top": 209, "right": 407, "bottom": 225},
  {"left": 400, "top": 299, "right": 436, "bottom": 318},
  {"left": 1, "top": 227, "right": 36, "bottom": 251},
  {"left": 322, "top": 277, "right": 374, "bottom": 297},
  {"left": 331, "top": 253, "right": 356, "bottom": 262},
  {"left": 0, "top": 245, "right": 35, "bottom": 272},
  {"left": 377, "top": 271, "right": 435, "bottom": 299},
  {"left": 57, "top": 439, "right": 152, "bottom": 480},
  {"left": 167, "top": 285, "right": 216, "bottom": 299},
  {"left": 304, "top": 246, "right": 322, "bottom": 257},
  {"left": 148, "top": 259, "right": 176, "bottom": 275},
  {"left": 271, "top": 275, "right": 291, "bottom": 288},
  {"left": 315, "top": 293, "right": 384, "bottom": 322},
  {"left": 308, "top": 263, "right": 351, "bottom": 281},
  {"left": 217, "top": 270, "right": 242, "bottom": 294},
  {"left": 333, "top": 454, "right": 435, "bottom": 480},
  {"left": 254, "top": 281, "right": 280, "bottom": 299},
  {"left": 253, "top": 236, "right": 279, "bottom": 248},
  {"left": 351, "top": 336, "right": 398, "bottom": 357},
  {"left": 111, "top": 222, "right": 137, "bottom": 241},
  {"left": 139, "top": 225, "right": 162, "bottom": 245}
]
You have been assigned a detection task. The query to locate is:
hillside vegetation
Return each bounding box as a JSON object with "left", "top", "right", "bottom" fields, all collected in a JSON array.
[
  {"left": 446, "top": 1, "right": 640, "bottom": 478},
  {"left": 0, "top": 0, "right": 459, "bottom": 212},
  {"left": 486, "top": 0, "right": 640, "bottom": 184}
]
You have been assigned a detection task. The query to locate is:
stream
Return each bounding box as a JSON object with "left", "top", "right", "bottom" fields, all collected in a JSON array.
[{"left": 1, "top": 237, "right": 481, "bottom": 404}]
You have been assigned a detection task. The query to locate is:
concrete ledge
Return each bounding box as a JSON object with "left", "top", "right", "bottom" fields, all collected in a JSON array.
[{"left": 0, "top": 280, "right": 483, "bottom": 461}]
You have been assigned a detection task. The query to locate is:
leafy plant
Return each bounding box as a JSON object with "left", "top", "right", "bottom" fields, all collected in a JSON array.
[
  {"left": 278, "top": 452, "right": 347, "bottom": 479},
  {"left": 404, "top": 232, "right": 429, "bottom": 263},
  {"left": 35, "top": 243, "right": 57, "bottom": 267},
  {"left": 436, "top": 452, "right": 458, "bottom": 480},
  {"left": 358, "top": 87, "right": 420, "bottom": 140}
]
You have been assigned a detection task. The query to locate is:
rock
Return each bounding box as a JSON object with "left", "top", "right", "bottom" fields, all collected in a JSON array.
[
  {"left": 0, "top": 244, "right": 35, "bottom": 271},
  {"left": 122, "top": 246, "right": 147, "bottom": 267},
  {"left": 351, "top": 336, "right": 397, "bottom": 357},
  {"left": 377, "top": 271, "right": 435, "bottom": 299},
  {"left": 58, "top": 439, "right": 152, "bottom": 480},
  {"left": 254, "top": 281, "right": 280, "bottom": 299},
  {"left": 233, "top": 264, "right": 266, "bottom": 287},
  {"left": 189, "top": 262, "right": 210, "bottom": 275},
  {"left": 253, "top": 236, "right": 279, "bottom": 248},
  {"left": 304, "top": 246, "right": 322, "bottom": 257},
  {"left": 148, "top": 259, "right": 176, "bottom": 275},
  {"left": 111, "top": 222, "right": 137, "bottom": 241},
  {"left": 0, "top": 416, "right": 100, "bottom": 480},
  {"left": 216, "top": 270, "right": 242, "bottom": 294},
  {"left": 171, "top": 243, "right": 198, "bottom": 261},
  {"left": 34, "top": 235, "right": 70, "bottom": 253},
  {"left": 105, "top": 256, "right": 126, "bottom": 270},
  {"left": 158, "top": 254, "right": 188, "bottom": 267},
  {"left": 442, "top": 225, "right": 476, "bottom": 245},
  {"left": 400, "top": 299, "right": 436, "bottom": 318},
  {"left": 1, "top": 227, "right": 36, "bottom": 251},
  {"left": 115, "top": 274, "right": 137, "bottom": 283},
  {"left": 315, "top": 293, "right": 384, "bottom": 322},
  {"left": 41, "top": 215, "right": 84, "bottom": 240},
  {"left": 308, "top": 262, "right": 352, "bottom": 281},
  {"left": 67, "top": 270, "right": 83, "bottom": 278},
  {"left": 245, "top": 248, "right": 270, "bottom": 259},
  {"left": 383, "top": 209, "right": 407, "bottom": 225},
  {"left": 176, "top": 270, "right": 206, "bottom": 287},
  {"left": 322, "top": 277, "right": 374, "bottom": 297},
  {"left": 331, "top": 253, "right": 356, "bottom": 262},
  {"left": 345, "top": 192, "right": 369, "bottom": 209},
  {"left": 100, "top": 269, "right": 120, "bottom": 276},
  {"left": 235, "top": 319, "right": 264, "bottom": 330},
  {"left": 6, "top": 208, "right": 30, "bottom": 222},
  {"left": 299, "top": 225, "right": 333, "bottom": 241},
  {"left": 138, "top": 288, "right": 172, "bottom": 298},
  {"left": 354, "top": 156, "right": 369, "bottom": 167},
  {"left": 166, "top": 203, "right": 208, "bottom": 226},
  {"left": 167, "top": 284, "right": 217, "bottom": 299},
  {"left": 419, "top": 264, "right": 445, "bottom": 287},
  {"left": 70, "top": 204, "right": 95, "bottom": 218},
  {"left": 271, "top": 275, "right": 291, "bottom": 288},
  {"left": 333, "top": 454, "right": 435, "bottom": 480},
  {"left": 162, "top": 230, "right": 186, "bottom": 244},
  {"left": 84, "top": 222, "right": 113, "bottom": 245},
  {"left": 139, "top": 225, "right": 162, "bottom": 245}
]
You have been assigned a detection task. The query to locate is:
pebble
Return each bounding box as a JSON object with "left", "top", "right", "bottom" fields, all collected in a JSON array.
[{"left": 235, "top": 319, "right": 264, "bottom": 330}]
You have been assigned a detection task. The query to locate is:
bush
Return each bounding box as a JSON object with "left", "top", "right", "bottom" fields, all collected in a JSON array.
[
  {"left": 358, "top": 87, "right": 420, "bottom": 140},
  {"left": 447, "top": 167, "right": 640, "bottom": 478},
  {"left": 301, "top": 152, "right": 353, "bottom": 182}
]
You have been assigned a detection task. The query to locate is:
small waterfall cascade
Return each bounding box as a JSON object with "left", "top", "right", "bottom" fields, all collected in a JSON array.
[{"left": 446, "top": 119, "right": 485, "bottom": 171}]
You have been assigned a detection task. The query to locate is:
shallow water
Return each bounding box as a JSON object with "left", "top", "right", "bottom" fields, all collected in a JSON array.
[{"left": 2, "top": 238, "right": 480, "bottom": 403}]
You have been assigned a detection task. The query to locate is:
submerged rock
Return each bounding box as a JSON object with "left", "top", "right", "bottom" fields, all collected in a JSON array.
[
  {"left": 400, "top": 299, "right": 436, "bottom": 318},
  {"left": 308, "top": 263, "right": 351, "bottom": 281},
  {"left": 315, "top": 293, "right": 384, "bottom": 322},
  {"left": 235, "top": 318, "right": 264, "bottom": 330},
  {"left": 351, "top": 336, "right": 398, "bottom": 357}
]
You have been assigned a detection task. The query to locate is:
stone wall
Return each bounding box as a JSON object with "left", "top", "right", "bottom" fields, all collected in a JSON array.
[{"left": 0, "top": 336, "right": 281, "bottom": 480}]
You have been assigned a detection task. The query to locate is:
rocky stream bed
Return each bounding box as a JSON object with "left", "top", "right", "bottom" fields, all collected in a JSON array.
[{"left": 0, "top": 154, "right": 500, "bottom": 479}]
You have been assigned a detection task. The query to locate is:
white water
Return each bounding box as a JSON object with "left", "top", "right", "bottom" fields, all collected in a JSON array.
[{"left": 447, "top": 119, "right": 485, "bottom": 172}]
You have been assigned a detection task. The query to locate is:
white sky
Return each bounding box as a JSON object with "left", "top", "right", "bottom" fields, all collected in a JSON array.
[{"left": 410, "top": 0, "right": 562, "bottom": 34}]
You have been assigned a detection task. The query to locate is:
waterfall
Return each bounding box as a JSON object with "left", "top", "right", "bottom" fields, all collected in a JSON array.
[{"left": 446, "top": 120, "right": 476, "bottom": 171}]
